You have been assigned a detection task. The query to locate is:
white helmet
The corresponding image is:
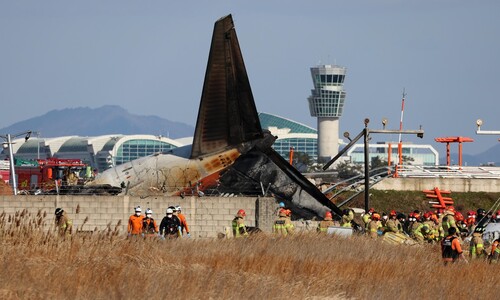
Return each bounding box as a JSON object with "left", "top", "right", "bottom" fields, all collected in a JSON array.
[
  {"left": 166, "top": 208, "right": 173, "bottom": 214},
  {"left": 145, "top": 208, "right": 153, "bottom": 215},
  {"left": 176, "top": 205, "right": 181, "bottom": 212},
  {"left": 134, "top": 206, "right": 142, "bottom": 212}
]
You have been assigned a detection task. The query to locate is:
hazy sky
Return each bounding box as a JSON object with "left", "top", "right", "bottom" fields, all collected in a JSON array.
[{"left": 1, "top": 1, "right": 499, "bottom": 155}]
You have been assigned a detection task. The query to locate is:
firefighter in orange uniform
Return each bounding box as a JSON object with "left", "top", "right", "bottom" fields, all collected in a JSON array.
[
  {"left": 142, "top": 208, "right": 159, "bottom": 237},
  {"left": 128, "top": 206, "right": 144, "bottom": 236},
  {"left": 175, "top": 205, "right": 190, "bottom": 237}
]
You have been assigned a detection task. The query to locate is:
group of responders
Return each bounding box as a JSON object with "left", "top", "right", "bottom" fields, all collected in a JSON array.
[
  {"left": 52, "top": 201, "right": 500, "bottom": 265},
  {"left": 127, "top": 205, "right": 190, "bottom": 239}
]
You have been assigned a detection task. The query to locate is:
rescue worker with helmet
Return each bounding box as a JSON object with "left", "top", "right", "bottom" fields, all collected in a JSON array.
[
  {"left": 435, "top": 208, "right": 446, "bottom": 240},
  {"left": 273, "top": 208, "right": 294, "bottom": 236},
  {"left": 175, "top": 205, "right": 190, "bottom": 237},
  {"left": 142, "top": 208, "right": 159, "bottom": 237},
  {"left": 397, "top": 213, "right": 410, "bottom": 235},
  {"left": 274, "top": 202, "right": 286, "bottom": 217},
  {"left": 54, "top": 207, "right": 73, "bottom": 236},
  {"left": 232, "top": 209, "right": 249, "bottom": 238},
  {"left": 491, "top": 210, "right": 500, "bottom": 223},
  {"left": 476, "top": 208, "right": 488, "bottom": 228},
  {"left": 362, "top": 208, "right": 374, "bottom": 230},
  {"left": 465, "top": 211, "right": 476, "bottom": 232},
  {"left": 317, "top": 211, "right": 335, "bottom": 234},
  {"left": 341, "top": 208, "right": 354, "bottom": 228},
  {"left": 381, "top": 213, "right": 389, "bottom": 229},
  {"left": 384, "top": 210, "right": 401, "bottom": 233},
  {"left": 441, "top": 206, "right": 459, "bottom": 236},
  {"left": 422, "top": 212, "right": 438, "bottom": 242},
  {"left": 412, "top": 223, "right": 431, "bottom": 243},
  {"left": 441, "top": 227, "right": 467, "bottom": 265},
  {"left": 160, "top": 208, "right": 181, "bottom": 238},
  {"left": 407, "top": 212, "right": 420, "bottom": 239},
  {"left": 454, "top": 211, "right": 467, "bottom": 234},
  {"left": 368, "top": 213, "right": 382, "bottom": 238},
  {"left": 469, "top": 226, "right": 486, "bottom": 260},
  {"left": 128, "top": 206, "right": 144, "bottom": 236}
]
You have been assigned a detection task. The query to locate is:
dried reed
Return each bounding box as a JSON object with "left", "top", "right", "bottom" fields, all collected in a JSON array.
[{"left": 0, "top": 211, "right": 497, "bottom": 299}]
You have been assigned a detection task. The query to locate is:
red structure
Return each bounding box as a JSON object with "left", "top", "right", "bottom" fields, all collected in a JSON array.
[
  {"left": 15, "top": 158, "right": 87, "bottom": 192},
  {"left": 434, "top": 136, "right": 473, "bottom": 167},
  {"left": 423, "top": 187, "right": 453, "bottom": 209}
]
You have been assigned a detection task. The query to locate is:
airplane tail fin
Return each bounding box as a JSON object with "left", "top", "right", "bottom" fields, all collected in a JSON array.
[{"left": 191, "top": 14, "right": 263, "bottom": 159}]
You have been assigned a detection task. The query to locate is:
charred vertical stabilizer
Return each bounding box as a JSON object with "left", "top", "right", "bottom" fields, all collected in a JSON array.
[{"left": 191, "top": 15, "right": 263, "bottom": 159}]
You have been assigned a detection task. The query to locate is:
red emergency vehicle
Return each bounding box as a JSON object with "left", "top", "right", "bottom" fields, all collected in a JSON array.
[
  {"left": 15, "top": 158, "right": 88, "bottom": 192},
  {"left": 0, "top": 160, "right": 10, "bottom": 184}
]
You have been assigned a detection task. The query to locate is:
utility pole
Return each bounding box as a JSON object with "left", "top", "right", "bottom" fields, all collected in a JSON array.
[{"left": 0, "top": 131, "right": 32, "bottom": 195}]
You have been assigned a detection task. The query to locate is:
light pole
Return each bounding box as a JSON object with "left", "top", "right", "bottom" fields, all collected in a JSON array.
[
  {"left": 0, "top": 131, "right": 32, "bottom": 195},
  {"left": 476, "top": 119, "right": 500, "bottom": 137},
  {"left": 323, "top": 118, "right": 424, "bottom": 212}
]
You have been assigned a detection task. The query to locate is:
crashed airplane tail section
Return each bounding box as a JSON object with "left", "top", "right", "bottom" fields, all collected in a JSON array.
[
  {"left": 88, "top": 14, "right": 343, "bottom": 219},
  {"left": 191, "top": 14, "right": 263, "bottom": 159}
]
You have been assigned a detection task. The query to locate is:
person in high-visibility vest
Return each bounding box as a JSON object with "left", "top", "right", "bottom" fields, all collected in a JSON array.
[
  {"left": 441, "top": 206, "right": 459, "bottom": 236},
  {"left": 232, "top": 209, "right": 249, "bottom": 238},
  {"left": 422, "top": 212, "right": 438, "bottom": 242},
  {"left": 55, "top": 207, "right": 73, "bottom": 236},
  {"left": 273, "top": 208, "right": 294, "bottom": 236},
  {"left": 384, "top": 210, "right": 401, "bottom": 233},
  {"left": 469, "top": 227, "right": 486, "bottom": 259},
  {"left": 362, "top": 208, "right": 374, "bottom": 230},
  {"left": 368, "top": 213, "right": 382, "bottom": 238},
  {"left": 317, "top": 211, "right": 335, "bottom": 234},
  {"left": 412, "top": 223, "right": 431, "bottom": 243},
  {"left": 341, "top": 208, "right": 354, "bottom": 228}
]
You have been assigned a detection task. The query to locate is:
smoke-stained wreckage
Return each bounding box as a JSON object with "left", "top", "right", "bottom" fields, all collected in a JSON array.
[{"left": 88, "top": 14, "right": 343, "bottom": 219}]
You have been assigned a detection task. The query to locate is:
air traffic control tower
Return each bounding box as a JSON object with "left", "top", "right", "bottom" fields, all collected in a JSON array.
[{"left": 307, "top": 64, "right": 347, "bottom": 164}]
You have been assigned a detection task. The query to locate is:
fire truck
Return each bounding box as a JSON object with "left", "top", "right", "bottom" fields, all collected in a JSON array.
[
  {"left": 15, "top": 158, "right": 89, "bottom": 193},
  {"left": 0, "top": 160, "right": 10, "bottom": 184}
]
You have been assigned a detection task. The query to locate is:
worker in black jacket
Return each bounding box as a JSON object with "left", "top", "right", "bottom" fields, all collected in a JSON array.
[{"left": 160, "top": 208, "right": 181, "bottom": 238}]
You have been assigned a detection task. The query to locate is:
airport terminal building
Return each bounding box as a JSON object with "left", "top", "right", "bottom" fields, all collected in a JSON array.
[
  {"left": 3, "top": 134, "right": 186, "bottom": 172},
  {"left": 259, "top": 112, "right": 319, "bottom": 162},
  {"left": 2, "top": 113, "right": 438, "bottom": 171}
]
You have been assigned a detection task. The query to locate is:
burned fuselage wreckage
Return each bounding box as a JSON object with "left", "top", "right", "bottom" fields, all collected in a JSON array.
[{"left": 89, "top": 15, "right": 342, "bottom": 219}]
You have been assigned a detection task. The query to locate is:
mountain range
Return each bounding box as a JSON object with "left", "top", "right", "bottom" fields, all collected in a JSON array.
[
  {"left": 1, "top": 105, "right": 499, "bottom": 166},
  {"left": 0, "top": 105, "right": 194, "bottom": 140}
]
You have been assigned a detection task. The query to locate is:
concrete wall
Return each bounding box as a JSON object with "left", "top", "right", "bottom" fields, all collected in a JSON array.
[
  {"left": 373, "top": 177, "right": 500, "bottom": 192},
  {"left": 0, "top": 195, "right": 278, "bottom": 238}
]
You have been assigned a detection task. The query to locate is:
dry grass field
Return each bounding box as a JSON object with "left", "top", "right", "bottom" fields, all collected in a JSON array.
[{"left": 1, "top": 210, "right": 498, "bottom": 300}]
